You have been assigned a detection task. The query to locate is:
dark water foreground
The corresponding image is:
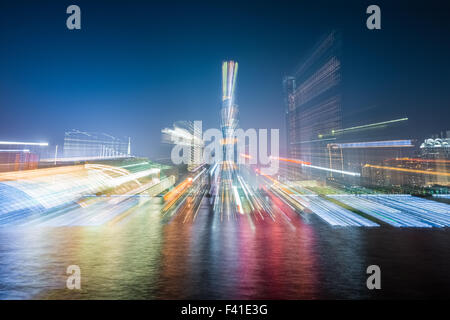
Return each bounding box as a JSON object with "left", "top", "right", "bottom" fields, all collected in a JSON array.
[{"left": 0, "top": 198, "right": 449, "bottom": 300}]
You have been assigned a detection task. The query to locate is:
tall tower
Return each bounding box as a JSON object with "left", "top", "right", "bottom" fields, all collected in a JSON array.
[{"left": 221, "top": 61, "right": 239, "bottom": 162}]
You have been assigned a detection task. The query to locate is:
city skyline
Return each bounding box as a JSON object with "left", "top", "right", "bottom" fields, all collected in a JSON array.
[
  {"left": 1, "top": 0, "right": 450, "bottom": 302},
  {"left": 1, "top": 1, "right": 450, "bottom": 159}
]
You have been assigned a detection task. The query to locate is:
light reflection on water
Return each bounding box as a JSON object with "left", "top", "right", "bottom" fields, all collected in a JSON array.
[{"left": 0, "top": 199, "right": 449, "bottom": 299}]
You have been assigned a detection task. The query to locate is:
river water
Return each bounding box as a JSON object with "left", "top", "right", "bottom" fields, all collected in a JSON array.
[{"left": 0, "top": 197, "right": 449, "bottom": 299}]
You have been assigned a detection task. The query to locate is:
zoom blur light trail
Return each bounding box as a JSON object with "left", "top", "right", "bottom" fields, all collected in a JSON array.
[
  {"left": 256, "top": 170, "right": 378, "bottom": 227},
  {"left": 271, "top": 156, "right": 311, "bottom": 165},
  {"left": 232, "top": 186, "right": 244, "bottom": 214},
  {"left": 390, "top": 158, "right": 450, "bottom": 164},
  {"left": 329, "top": 195, "right": 430, "bottom": 227},
  {"left": 162, "top": 177, "right": 192, "bottom": 212},
  {"left": 364, "top": 164, "right": 450, "bottom": 177},
  {"left": 302, "top": 163, "right": 360, "bottom": 177},
  {"left": 0, "top": 141, "right": 48, "bottom": 146},
  {"left": 240, "top": 154, "right": 312, "bottom": 166},
  {"left": 332, "top": 140, "right": 413, "bottom": 148},
  {"left": 294, "top": 195, "right": 379, "bottom": 227},
  {"left": 359, "top": 195, "right": 450, "bottom": 227},
  {"left": 256, "top": 169, "right": 306, "bottom": 212},
  {"left": 0, "top": 163, "right": 164, "bottom": 226},
  {"left": 241, "top": 154, "right": 359, "bottom": 176},
  {"left": 331, "top": 117, "right": 408, "bottom": 135}
]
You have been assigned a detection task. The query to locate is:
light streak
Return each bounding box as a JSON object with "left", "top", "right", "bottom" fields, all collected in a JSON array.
[
  {"left": 0, "top": 149, "right": 30, "bottom": 152},
  {"left": 222, "top": 62, "right": 227, "bottom": 99},
  {"left": 244, "top": 154, "right": 358, "bottom": 177},
  {"left": 162, "top": 177, "right": 193, "bottom": 211},
  {"left": 302, "top": 164, "right": 360, "bottom": 176},
  {"left": 433, "top": 194, "right": 450, "bottom": 199},
  {"left": 163, "top": 178, "right": 191, "bottom": 202},
  {"left": 240, "top": 154, "right": 312, "bottom": 166},
  {"left": 329, "top": 195, "right": 429, "bottom": 227},
  {"left": 332, "top": 140, "right": 413, "bottom": 148},
  {"left": 0, "top": 163, "right": 162, "bottom": 224},
  {"left": 0, "top": 141, "right": 48, "bottom": 146},
  {"left": 41, "top": 155, "right": 130, "bottom": 162},
  {"left": 364, "top": 164, "right": 450, "bottom": 177},
  {"left": 390, "top": 158, "right": 450, "bottom": 164},
  {"left": 222, "top": 61, "right": 238, "bottom": 103},
  {"left": 292, "top": 194, "right": 379, "bottom": 227},
  {"left": 232, "top": 186, "right": 244, "bottom": 214},
  {"left": 331, "top": 195, "right": 450, "bottom": 228},
  {"left": 331, "top": 117, "right": 408, "bottom": 134},
  {"left": 291, "top": 137, "right": 336, "bottom": 144},
  {"left": 271, "top": 156, "right": 311, "bottom": 165}
]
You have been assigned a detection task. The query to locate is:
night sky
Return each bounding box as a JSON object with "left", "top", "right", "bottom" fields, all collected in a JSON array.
[{"left": 1, "top": 0, "right": 449, "bottom": 158}]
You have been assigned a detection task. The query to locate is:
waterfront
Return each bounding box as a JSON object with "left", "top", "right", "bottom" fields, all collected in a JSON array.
[{"left": 1, "top": 197, "right": 449, "bottom": 300}]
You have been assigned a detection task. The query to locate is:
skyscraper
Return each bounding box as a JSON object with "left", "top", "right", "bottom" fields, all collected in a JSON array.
[
  {"left": 215, "top": 61, "right": 240, "bottom": 216},
  {"left": 284, "top": 31, "right": 342, "bottom": 180},
  {"left": 284, "top": 32, "right": 412, "bottom": 182},
  {"left": 221, "top": 61, "right": 239, "bottom": 163}
]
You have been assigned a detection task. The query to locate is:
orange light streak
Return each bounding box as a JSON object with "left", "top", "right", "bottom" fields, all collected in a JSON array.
[
  {"left": 389, "top": 158, "right": 450, "bottom": 164},
  {"left": 163, "top": 178, "right": 192, "bottom": 202},
  {"left": 274, "top": 156, "right": 311, "bottom": 165},
  {"left": 240, "top": 154, "right": 311, "bottom": 166},
  {"left": 364, "top": 164, "right": 450, "bottom": 177}
]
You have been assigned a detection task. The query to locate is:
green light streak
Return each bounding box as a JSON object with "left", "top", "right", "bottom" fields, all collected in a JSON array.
[
  {"left": 231, "top": 62, "right": 238, "bottom": 99},
  {"left": 332, "top": 117, "right": 408, "bottom": 134}
]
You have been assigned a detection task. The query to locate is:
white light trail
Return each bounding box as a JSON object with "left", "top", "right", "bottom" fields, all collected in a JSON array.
[
  {"left": 0, "top": 141, "right": 48, "bottom": 146},
  {"left": 0, "top": 149, "right": 30, "bottom": 152},
  {"left": 301, "top": 163, "right": 360, "bottom": 176}
]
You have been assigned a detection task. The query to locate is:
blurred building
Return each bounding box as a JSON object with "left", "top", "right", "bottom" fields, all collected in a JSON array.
[
  {"left": 420, "top": 135, "right": 450, "bottom": 159},
  {"left": 0, "top": 141, "right": 48, "bottom": 172},
  {"left": 189, "top": 122, "right": 204, "bottom": 172},
  {"left": 63, "top": 129, "right": 130, "bottom": 159},
  {"left": 161, "top": 121, "right": 204, "bottom": 172},
  {"left": 284, "top": 31, "right": 342, "bottom": 180},
  {"left": 0, "top": 158, "right": 167, "bottom": 221},
  {"left": 362, "top": 133, "right": 450, "bottom": 188},
  {"left": 362, "top": 158, "right": 450, "bottom": 187},
  {"left": 283, "top": 31, "right": 414, "bottom": 184},
  {"left": 329, "top": 139, "right": 414, "bottom": 176},
  {"left": 221, "top": 60, "right": 239, "bottom": 163}
]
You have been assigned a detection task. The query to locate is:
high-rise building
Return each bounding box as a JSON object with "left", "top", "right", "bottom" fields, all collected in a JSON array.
[
  {"left": 283, "top": 32, "right": 412, "bottom": 183},
  {"left": 214, "top": 61, "right": 240, "bottom": 215},
  {"left": 221, "top": 60, "right": 239, "bottom": 163},
  {"left": 161, "top": 121, "right": 204, "bottom": 172},
  {"left": 284, "top": 31, "right": 342, "bottom": 180}
]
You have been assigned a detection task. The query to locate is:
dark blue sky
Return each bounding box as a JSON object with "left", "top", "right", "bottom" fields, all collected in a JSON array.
[{"left": 1, "top": 0, "right": 449, "bottom": 158}]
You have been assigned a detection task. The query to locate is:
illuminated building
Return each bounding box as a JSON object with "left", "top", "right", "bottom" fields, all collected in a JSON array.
[
  {"left": 283, "top": 32, "right": 413, "bottom": 182},
  {"left": 161, "top": 121, "right": 204, "bottom": 172},
  {"left": 189, "top": 122, "right": 204, "bottom": 172},
  {"left": 63, "top": 129, "right": 131, "bottom": 159},
  {"left": 284, "top": 31, "right": 342, "bottom": 180},
  {"left": 221, "top": 60, "right": 239, "bottom": 163},
  {"left": 362, "top": 159, "right": 450, "bottom": 187},
  {"left": 214, "top": 60, "right": 241, "bottom": 216},
  {"left": 0, "top": 141, "right": 48, "bottom": 172},
  {"left": 362, "top": 133, "right": 450, "bottom": 188},
  {"left": 420, "top": 136, "right": 450, "bottom": 159}
]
